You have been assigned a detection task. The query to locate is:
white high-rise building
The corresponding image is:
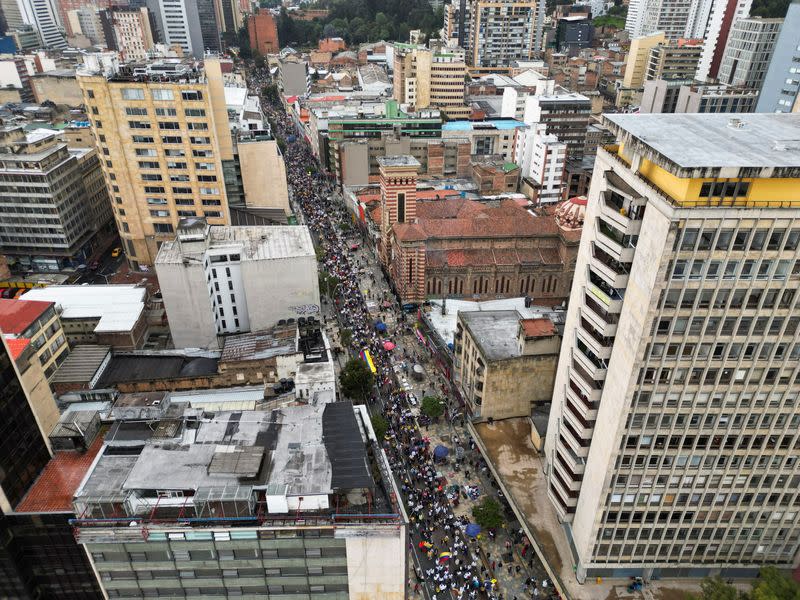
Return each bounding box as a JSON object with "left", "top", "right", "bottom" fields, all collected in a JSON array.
[
  {"left": 544, "top": 112, "right": 800, "bottom": 582},
  {"left": 695, "top": 0, "right": 752, "bottom": 82},
  {"left": 756, "top": 0, "right": 800, "bottom": 112},
  {"left": 516, "top": 123, "right": 567, "bottom": 204},
  {"left": 625, "top": 0, "right": 698, "bottom": 39},
  {"left": 1, "top": 0, "right": 66, "bottom": 48}
]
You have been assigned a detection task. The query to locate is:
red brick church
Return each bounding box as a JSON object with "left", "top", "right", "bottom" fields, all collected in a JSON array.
[{"left": 377, "top": 155, "right": 584, "bottom": 304}]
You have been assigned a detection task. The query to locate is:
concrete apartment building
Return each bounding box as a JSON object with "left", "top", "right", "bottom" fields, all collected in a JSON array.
[
  {"left": 69, "top": 401, "right": 407, "bottom": 599},
  {"left": 278, "top": 56, "right": 311, "bottom": 97},
  {"left": 441, "top": 118, "right": 528, "bottom": 163},
  {"left": 0, "top": 298, "right": 69, "bottom": 378},
  {"left": 755, "top": 0, "right": 800, "bottom": 113},
  {"left": 523, "top": 92, "right": 591, "bottom": 159},
  {"left": 544, "top": 112, "right": 800, "bottom": 581},
  {"left": 0, "top": 127, "right": 112, "bottom": 271},
  {"left": 99, "top": 7, "right": 156, "bottom": 63},
  {"left": 393, "top": 42, "right": 468, "bottom": 117},
  {"left": 625, "top": 0, "right": 700, "bottom": 40},
  {"left": 77, "top": 58, "right": 234, "bottom": 268},
  {"left": 616, "top": 32, "right": 666, "bottom": 108},
  {"left": 469, "top": 0, "right": 545, "bottom": 69},
  {"left": 145, "top": 0, "right": 221, "bottom": 57},
  {"left": 454, "top": 311, "right": 560, "bottom": 420},
  {"left": 695, "top": 0, "right": 752, "bottom": 82},
  {"left": 717, "top": 16, "right": 782, "bottom": 90},
  {"left": 516, "top": 123, "right": 568, "bottom": 203},
  {"left": 645, "top": 39, "right": 703, "bottom": 82},
  {"left": 155, "top": 218, "right": 320, "bottom": 349},
  {"left": 236, "top": 139, "right": 290, "bottom": 216},
  {"left": 674, "top": 82, "right": 759, "bottom": 112}
]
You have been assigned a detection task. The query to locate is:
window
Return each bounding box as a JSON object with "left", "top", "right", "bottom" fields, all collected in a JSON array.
[
  {"left": 154, "top": 223, "right": 174, "bottom": 233},
  {"left": 159, "top": 121, "right": 180, "bottom": 129},
  {"left": 190, "top": 136, "right": 210, "bottom": 144},
  {"left": 181, "top": 90, "right": 203, "bottom": 101},
  {"left": 185, "top": 108, "right": 206, "bottom": 117},
  {"left": 188, "top": 121, "right": 208, "bottom": 130},
  {"left": 162, "top": 136, "right": 183, "bottom": 144},
  {"left": 152, "top": 89, "right": 174, "bottom": 100},
  {"left": 86, "top": 89, "right": 95, "bottom": 99},
  {"left": 121, "top": 88, "right": 145, "bottom": 100},
  {"left": 128, "top": 121, "right": 151, "bottom": 129},
  {"left": 136, "top": 148, "right": 157, "bottom": 157},
  {"left": 165, "top": 149, "right": 186, "bottom": 157},
  {"left": 144, "top": 186, "right": 165, "bottom": 193},
  {"left": 139, "top": 161, "right": 160, "bottom": 169},
  {"left": 125, "top": 107, "right": 148, "bottom": 115},
  {"left": 147, "top": 197, "right": 167, "bottom": 205},
  {"left": 141, "top": 173, "right": 162, "bottom": 181},
  {"left": 156, "top": 107, "right": 177, "bottom": 116},
  {"left": 150, "top": 210, "right": 169, "bottom": 217},
  {"left": 132, "top": 135, "right": 154, "bottom": 143}
]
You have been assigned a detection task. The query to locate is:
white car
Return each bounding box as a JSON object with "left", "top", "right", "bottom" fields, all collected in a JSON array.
[{"left": 407, "top": 393, "right": 418, "bottom": 406}]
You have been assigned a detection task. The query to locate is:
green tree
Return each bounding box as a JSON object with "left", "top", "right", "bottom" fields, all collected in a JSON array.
[
  {"left": 751, "top": 566, "right": 800, "bottom": 600},
  {"left": 339, "top": 358, "right": 374, "bottom": 402},
  {"left": 687, "top": 577, "right": 741, "bottom": 600},
  {"left": 318, "top": 271, "right": 339, "bottom": 297},
  {"left": 471, "top": 497, "right": 504, "bottom": 530},
  {"left": 340, "top": 328, "right": 353, "bottom": 348},
  {"left": 371, "top": 414, "right": 389, "bottom": 440},
  {"left": 421, "top": 396, "right": 444, "bottom": 419}
]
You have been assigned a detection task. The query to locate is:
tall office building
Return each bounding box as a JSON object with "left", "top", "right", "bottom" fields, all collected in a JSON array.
[
  {"left": 695, "top": 0, "right": 752, "bottom": 82},
  {"left": 646, "top": 39, "right": 703, "bottom": 81},
  {"left": 626, "top": 0, "right": 695, "bottom": 39},
  {"left": 616, "top": 32, "right": 666, "bottom": 107},
  {"left": 544, "top": 112, "right": 800, "bottom": 581},
  {"left": 144, "top": 0, "right": 220, "bottom": 57},
  {"left": 717, "top": 16, "right": 782, "bottom": 89},
  {"left": 213, "top": 0, "right": 240, "bottom": 33},
  {"left": 0, "top": 127, "right": 112, "bottom": 271},
  {"left": 1, "top": 0, "right": 66, "bottom": 48},
  {"left": 444, "top": 0, "right": 471, "bottom": 53},
  {"left": 99, "top": 7, "right": 156, "bottom": 62},
  {"left": 77, "top": 58, "right": 234, "bottom": 268},
  {"left": 755, "top": 0, "right": 800, "bottom": 113},
  {"left": 469, "top": 0, "right": 545, "bottom": 68},
  {"left": 393, "top": 43, "right": 468, "bottom": 117}
]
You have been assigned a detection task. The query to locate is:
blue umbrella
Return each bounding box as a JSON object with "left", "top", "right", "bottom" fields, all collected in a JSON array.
[
  {"left": 433, "top": 445, "right": 449, "bottom": 459},
  {"left": 465, "top": 523, "right": 481, "bottom": 538},
  {"left": 374, "top": 321, "right": 387, "bottom": 332}
]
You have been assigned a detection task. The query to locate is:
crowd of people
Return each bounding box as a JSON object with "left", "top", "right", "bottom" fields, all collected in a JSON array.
[{"left": 252, "top": 66, "right": 555, "bottom": 600}]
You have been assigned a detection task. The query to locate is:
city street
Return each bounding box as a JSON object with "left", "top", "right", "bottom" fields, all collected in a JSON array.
[{"left": 250, "top": 63, "right": 556, "bottom": 600}]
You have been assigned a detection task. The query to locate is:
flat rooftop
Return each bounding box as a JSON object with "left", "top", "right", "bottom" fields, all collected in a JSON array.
[
  {"left": 604, "top": 113, "right": 800, "bottom": 169},
  {"left": 156, "top": 225, "right": 316, "bottom": 264},
  {"left": 21, "top": 285, "right": 145, "bottom": 332},
  {"left": 16, "top": 433, "right": 105, "bottom": 513},
  {"left": 443, "top": 119, "right": 526, "bottom": 131},
  {"left": 460, "top": 310, "right": 522, "bottom": 361},
  {"left": 376, "top": 155, "right": 421, "bottom": 168},
  {"left": 220, "top": 326, "right": 297, "bottom": 362},
  {"left": 97, "top": 354, "right": 219, "bottom": 386}
]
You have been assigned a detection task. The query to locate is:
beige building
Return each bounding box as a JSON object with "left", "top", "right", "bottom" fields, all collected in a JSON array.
[
  {"left": 0, "top": 299, "right": 69, "bottom": 379},
  {"left": 455, "top": 311, "right": 560, "bottom": 420},
  {"left": 237, "top": 139, "right": 290, "bottom": 215},
  {"left": 544, "top": 112, "right": 800, "bottom": 581},
  {"left": 100, "top": 7, "right": 156, "bottom": 63},
  {"left": 616, "top": 31, "right": 666, "bottom": 107},
  {"left": 30, "top": 69, "right": 83, "bottom": 106},
  {"left": 393, "top": 43, "right": 468, "bottom": 116},
  {"left": 77, "top": 58, "right": 234, "bottom": 268}
]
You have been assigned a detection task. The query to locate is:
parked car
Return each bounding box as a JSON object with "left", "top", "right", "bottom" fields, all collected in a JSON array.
[{"left": 111, "top": 247, "right": 122, "bottom": 258}]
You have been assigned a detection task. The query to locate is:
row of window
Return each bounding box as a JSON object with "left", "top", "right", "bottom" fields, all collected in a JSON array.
[
  {"left": 675, "top": 227, "right": 800, "bottom": 253},
  {"left": 638, "top": 364, "right": 799, "bottom": 388},
  {"left": 131, "top": 135, "right": 211, "bottom": 145},
  {"left": 649, "top": 340, "right": 800, "bottom": 363},
  {"left": 670, "top": 257, "right": 798, "bottom": 280},
  {"left": 118, "top": 88, "right": 203, "bottom": 102},
  {"left": 135, "top": 148, "right": 213, "bottom": 158},
  {"left": 654, "top": 314, "right": 799, "bottom": 339},
  {"left": 628, "top": 408, "right": 800, "bottom": 431},
  {"left": 125, "top": 107, "right": 206, "bottom": 118}
]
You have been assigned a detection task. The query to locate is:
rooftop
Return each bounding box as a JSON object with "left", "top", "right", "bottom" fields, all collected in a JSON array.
[
  {"left": 520, "top": 317, "right": 558, "bottom": 338},
  {"left": 0, "top": 298, "right": 53, "bottom": 335},
  {"left": 377, "top": 155, "right": 421, "bottom": 168},
  {"left": 21, "top": 285, "right": 145, "bottom": 333},
  {"left": 97, "top": 353, "right": 219, "bottom": 386},
  {"left": 5, "top": 336, "right": 30, "bottom": 360},
  {"left": 442, "top": 119, "right": 526, "bottom": 132},
  {"left": 156, "top": 225, "right": 316, "bottom": 264},
  {"left": 604, "top": 113, "right": 800, "bottom": 169},
  {"left": 51, "top": 345, "right": 111, "bottom": 384},
  {"left": 460, "top": 310, "right": 523, "bottom": 361},
  {"left": 220, "top": 326, "right": 297, "bottom": 362},
  {"left": 15, "top": 433, "right": 105, "bottom": 513}
]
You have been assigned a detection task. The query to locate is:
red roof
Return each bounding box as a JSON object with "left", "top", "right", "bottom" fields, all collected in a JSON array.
[
  {"left": 0, "top": 298, "right": 53, "bottom": 335},
  {"left": 16, "top": 433, "right": 105, "bottom": 513},
  {"left": 5, "top": 336, "right": 30, "bottom": 360},
  {"left": 521, "top": 318, "right": 558, "bottom": 338}
]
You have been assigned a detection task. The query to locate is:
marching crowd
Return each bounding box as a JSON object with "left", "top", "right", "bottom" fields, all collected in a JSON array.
[{"left": 252, "top": 66, "right": 555, "bottom": 600}]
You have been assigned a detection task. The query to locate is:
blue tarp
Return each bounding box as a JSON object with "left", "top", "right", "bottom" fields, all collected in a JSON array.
[
  {"left": 374, "top": 321, "right": 387, "bottom": 332},
  {"left": 465, "top": 523, "right": 481, "bottom": 537},
  {"left": 433, "top": 445, "right": 449, "bottom": 459}
]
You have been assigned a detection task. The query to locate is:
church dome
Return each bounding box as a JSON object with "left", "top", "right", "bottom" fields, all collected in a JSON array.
[{"left": 555, "top": 196, "right": 587, "bottom": 231}]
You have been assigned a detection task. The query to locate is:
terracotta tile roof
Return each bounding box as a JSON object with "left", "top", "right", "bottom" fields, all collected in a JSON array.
[
  {"left": 5, "top": 336, "right": 30, "bottom": 360},
  {"left": 521, "top": 318, "right": 558, "bottom": 338},
  {"left": 427, "top": 248, "right": 560, "bottom": 268},
  {"left": 0, "top": 298, "right": 54, "bottom": 335},
  {"left": 16, "top": 433, "right": 105, "bottom": 513}
]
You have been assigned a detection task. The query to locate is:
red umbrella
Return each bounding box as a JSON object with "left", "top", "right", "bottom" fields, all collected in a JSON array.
[{"left": 383, "top": 341, "right": 396, "bottom": 351}]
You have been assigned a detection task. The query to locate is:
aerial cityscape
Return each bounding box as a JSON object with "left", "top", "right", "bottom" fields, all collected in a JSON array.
[{"left": 0, "top": 0, "right": 797, "bottom": 597}]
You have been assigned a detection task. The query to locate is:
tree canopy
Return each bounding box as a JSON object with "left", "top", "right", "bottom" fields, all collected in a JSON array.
[
  {"left": 339, "top": 358, "right": 374, "bottom": 402},
  {"left": 421, "top": 396, "right": 445, "bottom": 419},
  {"left": 689, "top": 567, "right": 800, "bottom": 600},
  {"left": 371, "top": 414, "right": 389, "bottom": 440},
  {"left": 750, "top": 0, "right": 791, "bottom": 17},
  {"left": 277, "top": 0, "right": 442, "bottom": 48},
  {"left": 472, "top": 497, "right": 504, "bottom": 530}
]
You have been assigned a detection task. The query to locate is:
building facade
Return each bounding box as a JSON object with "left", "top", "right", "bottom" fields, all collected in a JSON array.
[
  {"left": 155, "top": 219, "right": 320, "bottom": 349},
  {"left": 517, "top": 124, "right": 568, "bottom": 204},
  {"left": 99, "top": 7, "right": 156, "bottom": 63},
  {"left": 0, "top": 127, "right": 112, "bottom": 271},
  {"left": 646, "top": 40, "right": 704, "bottom": 82},
  {"left": 544, "top": 112, "right": 800, "bottom": 581},
  {"left": 674, "top": 83, "right": 759, "bottom": 112},
  {"left": 695, "top": 0, "right": 752, "bottom": 82},
  {"left": 524, "top": 93, "right": 591, "bottom": 159},
  {"left": 717, "top": 16, "right": 782, "bottom": 89},
  {"left": 77, "top": 58, "right": 234, "bottom": 268},
  {"left": 247, "top": 9, "right": 278, "bottom": 55},
  {"left": 145, "top": 0, "right": 220, "bottom": 57},
  {"left": 393, "top": 43, "right": 468, "bottom": 116},
  {"left": 278, "top": 56, "right": 310, "bottom": 97},
  {"left": 755, "top": 0, "right": 800, "bottom": 113},
  {"left": 0, "top": 298, "right": 69, "bottom": 378},
  {"left": 469, "top": 0, "right": 545, "bottom": 68}
]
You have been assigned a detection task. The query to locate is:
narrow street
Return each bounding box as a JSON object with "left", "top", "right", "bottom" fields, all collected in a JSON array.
[{"left": 250, "top": 65, "right": 556, "bottom": 600}]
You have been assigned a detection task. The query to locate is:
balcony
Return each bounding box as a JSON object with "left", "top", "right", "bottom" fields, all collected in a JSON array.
[
  {"left": 581, "top": 297, "right": 618, "bottom": 337},
  {"left": 574, "top": 340, "right": 608, "bottom": 380},
  {"left": 576, "top": 319, "right": 612, "bottom": 360},
  {"left": 570, "top": 361, "right": 603, "bottom": 393},
  {"left": 564, "top": 397, "right": 595, "bottom": 436},
  {"left": 596, "top": 217, "right": 636, "bottom": 262},
  {"left": 590, "top": 243, "right": 630, "bottom": 289},
  {"left": 568, "top": 376, "right": 600, "bottom": 408},
  {"left": 551, "top": 468, "right": 580, "bottom": 499},
  {"left": 555, "top": 449, "right": 584, "bottom": 482},
  {"left": 587, "top": 271, "right": 624, "bottom": 313}
]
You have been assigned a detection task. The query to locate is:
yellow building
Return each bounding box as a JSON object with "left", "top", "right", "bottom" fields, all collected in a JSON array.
[
  {"left": 616, "top": 31, "right": 666, "bottom": 107},
  {"left": 393, "top": 43, "right": 468, "bottom": 117},
  {"left": 77, "top": 58, "right": 234, "bottom": 268},
  {"left": 237, "top": 139, "right": 290, "bottom": 215},
  {"left": 0, "top": 298, "right": 69, "bottom": 379}
]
